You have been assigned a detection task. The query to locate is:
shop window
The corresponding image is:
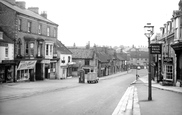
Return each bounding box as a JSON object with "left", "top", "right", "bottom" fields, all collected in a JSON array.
[
  {"left": 5, "top": 46, "right": 8, "bottom": 57},
  {"left": 165, "top": 65, "right": 173, "bottom": 79}
]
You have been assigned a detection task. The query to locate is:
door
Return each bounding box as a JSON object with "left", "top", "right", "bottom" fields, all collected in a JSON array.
[{"left": 45, "top": 67, "right": 48, "bottom": 79}]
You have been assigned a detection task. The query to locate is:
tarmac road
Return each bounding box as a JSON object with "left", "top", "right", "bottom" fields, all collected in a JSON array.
[{"left": 0, "top": 70, "right": 138, "bottom": 115}]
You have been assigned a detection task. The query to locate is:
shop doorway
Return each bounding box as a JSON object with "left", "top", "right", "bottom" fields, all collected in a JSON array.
[{"left": 45, "top": 67, "right": 49, "bottom": 79}]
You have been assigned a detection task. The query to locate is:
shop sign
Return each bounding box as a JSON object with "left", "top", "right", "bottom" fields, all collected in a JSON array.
[
  {"left": 163, "top": 57, "right": 173, "bottom": 64},
  {"left": 150, "top": 44, "right": 162, "bottom": 54},
  {"left": 41, "top": 60, "right": 50, "bottom": 64},
  {"left": 17, "top": 61, "right": 37, "bottom": 70}
]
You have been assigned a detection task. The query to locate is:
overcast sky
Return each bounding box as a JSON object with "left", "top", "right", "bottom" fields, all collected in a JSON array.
[{"left": 19, "top": 0, "right": 179, "bottom": 47}]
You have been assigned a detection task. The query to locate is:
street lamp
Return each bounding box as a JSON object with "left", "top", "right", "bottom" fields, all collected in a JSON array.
[{"left": 144, "top": 23, "right": 154, "bottom": 101}]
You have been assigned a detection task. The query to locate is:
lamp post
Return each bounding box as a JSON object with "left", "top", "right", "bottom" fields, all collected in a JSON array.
[{"left": 144, "top": 23, "right": 154, "bottom": 101}]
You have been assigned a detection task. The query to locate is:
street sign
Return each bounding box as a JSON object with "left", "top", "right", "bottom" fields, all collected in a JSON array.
[{"left": 150, "top": 43, "right": 162, "bottom": 54}]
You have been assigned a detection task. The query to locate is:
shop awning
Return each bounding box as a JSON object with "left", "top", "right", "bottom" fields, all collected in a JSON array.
[{"left": 17, "top": 61, "right": 37, "bottom": 70}]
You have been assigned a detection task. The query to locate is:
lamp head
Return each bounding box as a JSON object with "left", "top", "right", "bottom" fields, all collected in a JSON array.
[{"left": 144, "top": 23, "right": 154, "bottom": 38}]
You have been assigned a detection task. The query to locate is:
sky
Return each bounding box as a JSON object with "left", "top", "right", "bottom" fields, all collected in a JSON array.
[{"left": 19, "top": 0, "right": 180, "bottom": 47}]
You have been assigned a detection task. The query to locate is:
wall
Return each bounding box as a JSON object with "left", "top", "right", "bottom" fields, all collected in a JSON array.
[{"left": 0, "top": 43, "right": 14, "bottom": 63}]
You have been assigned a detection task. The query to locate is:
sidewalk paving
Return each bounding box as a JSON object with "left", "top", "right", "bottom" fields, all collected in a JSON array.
[{"left": 139, "top": 76, "right": 182, "bottom": 94}]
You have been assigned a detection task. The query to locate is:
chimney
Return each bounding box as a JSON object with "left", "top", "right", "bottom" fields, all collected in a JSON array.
[
  {"left": 41, "top": 11, "right": 47, "bottom": 19},
  {"left": 16, "top": 1, "right": 26, "bottom": 9},
  {"left": 28, "top": 7, "right": 39, "bottom": 14},
  {"left": 4, "top": 0, "right": 15, "bottom": 5}
]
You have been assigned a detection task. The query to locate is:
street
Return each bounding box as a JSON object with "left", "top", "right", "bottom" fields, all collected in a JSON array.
[{"left": 0, "top": 70, "right": 139, "bottom": 115}]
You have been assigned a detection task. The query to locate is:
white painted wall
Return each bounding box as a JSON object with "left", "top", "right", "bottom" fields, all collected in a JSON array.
[{"left": 0, "top": 43, "right": 14, "bottom": 63}]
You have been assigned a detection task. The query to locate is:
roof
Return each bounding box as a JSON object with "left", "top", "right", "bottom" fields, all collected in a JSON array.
[
  {"left": 0, "top": 30, "right": 13, "bottom": 44},
  {"left": 116, "top": 53, "right": 125, "bottom": 61},
  {"left": 96, "top": 52, "right": 110, "bottom": 63},
  {"left": 56, "top": 40, "right": 72, "bottom": 54},
  {"left": 69, "top": 48, "right": 94, "bottom": 59},
  {"left": 0, "top": 0, "right": 58, "bottom": 26}
]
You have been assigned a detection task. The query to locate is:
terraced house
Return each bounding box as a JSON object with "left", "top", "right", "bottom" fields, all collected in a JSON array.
[
  {"left": 0, "top": 0, "right": 59, "bottom": 82},
  {"left": 153, "top": 0, "right": 182, "bottom": 86}
]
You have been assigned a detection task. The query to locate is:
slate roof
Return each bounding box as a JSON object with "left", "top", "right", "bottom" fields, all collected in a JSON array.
[
  {"left": 116, "top": 53, "right": 125, "bottom": 61},
  {"left": 96, "top": 52, "right": 110, "bottom": 63},
  {"left": 56, "top": 40, "right": 72, "bottom": 54},
  {"left": 69, "top": 48, "right": 94, "bottom": 59},
  {"left": 0, "top": 29, "right": 13, "bottom": 44},
  {"left": 0, "top": 0, "right": 58, "bottom": 25}
]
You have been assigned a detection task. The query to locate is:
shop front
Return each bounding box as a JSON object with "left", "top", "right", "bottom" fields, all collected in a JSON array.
[
  {"left": 162, "top": 57, "right": 174, "bottom": 85},
  {"left": 171, "top": 42, "right": 182, "bottom": 86},
  {"left": 17, "top": 60, "right": 36, "bottom": 81},
  {"left": 0, "top": 60, "right": 15, "bottom": 83}
]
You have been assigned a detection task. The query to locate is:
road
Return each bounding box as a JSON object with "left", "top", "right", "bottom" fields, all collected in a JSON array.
[{"left": 0, "top": 69, "right": 146, "bottom": 115}]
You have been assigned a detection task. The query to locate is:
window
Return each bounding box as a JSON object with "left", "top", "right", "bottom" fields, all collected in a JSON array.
[
  {"left": 68, "top": 56, "right": 71, "bottom": 63},
  {"left": 28, "top": 21, "right": 32, "bottom": 33},
  {"left": 38, "top": 24, "right": 42, "bottom": 34},
  {"left": 37, "top": 41, "right": 43, "bottom": 57},
  {"left": 17, "top": 39, "right": 22, "bottom": 55},
  {"left": 165, "top": 65, "right": 173, "bottom": 79},
  {"left": 53, "top": 28, "right": 57, "bottom": 37},
  {"left": 0, "top": 32, "right": 3, "bottom": 39},
  {"left": 47, "top": 27, "right": 50, "bottom": 36},
  {"left": 25, "top": 41, "right": 29, "bottom": 55},
  {"left": 85, "top": 59, "right": 90, "bottom": 66},
  {"left": 46, "top": 44, "right": 49, "bottom": 55},
  {"left": 18, "top": 19, "right": 22, "bottom": 31},
  {"left": 30, "top": 42, "right": 34, "bottom": 56},
  {"left": 50, "top": 44, "right": 53, "bottom": 55},
  {"left": 5, "top": 46, "right": 8, "bottom": 57}
]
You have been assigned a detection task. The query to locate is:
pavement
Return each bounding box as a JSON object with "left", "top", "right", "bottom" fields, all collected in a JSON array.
[{"left": 113, "top": 75, "right": 182, "bottom": 115}]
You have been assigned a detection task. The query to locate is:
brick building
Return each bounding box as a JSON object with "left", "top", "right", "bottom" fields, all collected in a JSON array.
[{"left": 0, "top": 0, "right": 59, "bottom": 82}]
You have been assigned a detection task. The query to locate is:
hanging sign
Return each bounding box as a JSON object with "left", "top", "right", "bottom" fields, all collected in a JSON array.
[{"left": 150, "top": 43, "right": 162, "bottom": 54}]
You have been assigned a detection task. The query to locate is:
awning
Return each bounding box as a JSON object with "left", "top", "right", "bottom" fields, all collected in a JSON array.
[{"left": 17, "top": 61, "right": 37, "bottom": 70}]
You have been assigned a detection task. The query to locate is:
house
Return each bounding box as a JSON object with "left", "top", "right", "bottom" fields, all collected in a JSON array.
[
  {"left": 69, "top": 48, "right": 98, "bottom": 77},
  {"left": 154, "top": 1, "right": 182, "bottom": 85},
  {"left": 127, "top": 46, "right": 148, "bottom": 69},
  {"left": 0, "top": 29, "right": 15, "bottom": 83},
  {"left": 56, "top": 40, "right": 73, "bottom": 79},
  {"left": 0, "top": 0, "right": 59, "bottom": 82}
]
